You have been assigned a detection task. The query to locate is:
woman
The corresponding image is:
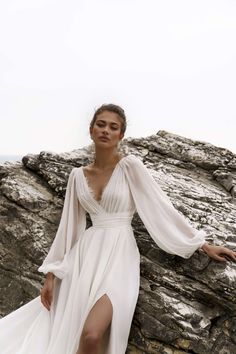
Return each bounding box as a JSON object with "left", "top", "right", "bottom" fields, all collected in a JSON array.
[{"left": 0, "top": 103, "right": 236, "bottom": 354}]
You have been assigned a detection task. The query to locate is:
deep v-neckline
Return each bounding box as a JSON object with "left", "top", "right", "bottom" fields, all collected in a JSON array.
[{"left": 81, "top": 155, "right": 128, "bottom": 205}]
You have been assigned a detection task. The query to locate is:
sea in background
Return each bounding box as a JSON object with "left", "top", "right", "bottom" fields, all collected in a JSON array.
[{"left": 0, "top": 155, "right": 23, "bottom": 163}]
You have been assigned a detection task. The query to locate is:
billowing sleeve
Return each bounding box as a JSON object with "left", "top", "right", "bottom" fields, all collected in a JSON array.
[
  {"left": 122, "top": 155, "right": 206, "bottom": 258},
  {"left": 38, "top": 167, "right": 86, "bottom": 279}
]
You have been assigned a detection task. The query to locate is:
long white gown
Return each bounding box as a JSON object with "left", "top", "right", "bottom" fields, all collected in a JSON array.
[{"left": 0, "top": 154, "right": 206, "bottom": 354}]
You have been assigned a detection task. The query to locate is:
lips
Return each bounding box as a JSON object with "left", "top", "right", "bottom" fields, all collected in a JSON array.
[{"left": 99, "top": 136, "right": 109, "bottom": 141}]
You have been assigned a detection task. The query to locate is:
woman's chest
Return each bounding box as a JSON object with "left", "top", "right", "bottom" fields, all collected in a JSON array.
[{"left": 76, "top": 166, "right": 135, "bottom": 213}]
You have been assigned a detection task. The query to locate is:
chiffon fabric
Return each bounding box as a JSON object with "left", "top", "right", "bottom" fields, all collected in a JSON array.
[{"left": 0, "top": 154, "right": 206, "bottom": 354}]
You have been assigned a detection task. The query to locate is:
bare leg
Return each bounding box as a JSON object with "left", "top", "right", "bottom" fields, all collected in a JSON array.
[{"left": 76, "top": 294, "right": 113, "bottom": 354}]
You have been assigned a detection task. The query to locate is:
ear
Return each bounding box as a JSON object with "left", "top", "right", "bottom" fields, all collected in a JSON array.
[{"left": 119, "top": 132, "right": 124, "bottom": 140}]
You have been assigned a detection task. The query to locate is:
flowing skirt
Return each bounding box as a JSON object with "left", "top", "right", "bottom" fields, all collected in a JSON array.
[{"left": 0, "top": 223, "right": 140, "bottom": 354}]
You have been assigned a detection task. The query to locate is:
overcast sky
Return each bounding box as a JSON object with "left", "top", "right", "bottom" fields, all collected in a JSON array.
[{"left": 1, "top": 0, "right": 236, "bottom": 156}]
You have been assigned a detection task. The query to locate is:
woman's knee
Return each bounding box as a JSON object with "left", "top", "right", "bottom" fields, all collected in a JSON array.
[{"left": 80, "top": 328, "right": 102, "bottom": 349}]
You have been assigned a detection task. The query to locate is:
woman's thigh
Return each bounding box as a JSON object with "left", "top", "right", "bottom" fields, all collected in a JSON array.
[{"left": 81, "top": 293, "right": 113, "bottom": 338}]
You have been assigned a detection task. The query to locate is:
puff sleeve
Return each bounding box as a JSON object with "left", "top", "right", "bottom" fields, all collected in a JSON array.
[
  {"left": 122, "top": 155, "right": 206, "bottom": 258},
  {"left": 38, "top": 168, "right": 86, "bottom": 279}
]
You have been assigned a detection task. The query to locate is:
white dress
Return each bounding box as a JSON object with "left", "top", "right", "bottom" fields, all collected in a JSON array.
[{"left": 0, "top": 154, "right": 206, "bottom": 354}]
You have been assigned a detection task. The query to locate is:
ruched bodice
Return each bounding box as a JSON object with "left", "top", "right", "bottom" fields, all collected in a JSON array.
[{"left": 77, "top": 156, "right": 136, "bottom": 215}]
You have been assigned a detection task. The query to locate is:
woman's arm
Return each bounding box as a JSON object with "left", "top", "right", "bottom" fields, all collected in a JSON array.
[
  {"left": 46, "top": 272, "right": 55, "bottom": 280},
  {"left": 121, "top": 155, "right": 236, "bottom": 261},
  {"left": 38, "top": 168, "right": 86, "bottom": 279}
]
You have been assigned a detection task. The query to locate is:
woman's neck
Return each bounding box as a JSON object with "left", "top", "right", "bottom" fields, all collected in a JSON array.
[{"left": 93, "top": 149, "right": 121, "bottom": 169}]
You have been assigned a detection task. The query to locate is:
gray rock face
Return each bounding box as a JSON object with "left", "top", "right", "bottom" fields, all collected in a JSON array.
[{"left": 0, "top": 130, "right": 236, "bottom": 354}]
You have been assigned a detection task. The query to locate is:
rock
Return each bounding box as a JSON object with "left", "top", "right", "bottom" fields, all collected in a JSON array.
[{"left": 0, "top": 130, "right": 236, "bottom": 353}]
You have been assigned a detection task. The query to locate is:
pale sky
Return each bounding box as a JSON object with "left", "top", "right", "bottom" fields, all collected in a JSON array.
[{"left": 1, "top": 0, "right": 236, "bottom": 156}]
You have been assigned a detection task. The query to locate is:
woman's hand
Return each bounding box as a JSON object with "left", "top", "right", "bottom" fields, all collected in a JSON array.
[
  {"left": 201, "top": 242, "right": 236, "bottom": 262},
  {"left": 40, "top": 272, "right": 55, "bottom": 311}
]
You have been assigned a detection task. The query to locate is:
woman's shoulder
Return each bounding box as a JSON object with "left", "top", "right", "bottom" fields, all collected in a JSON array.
[
  {"left": 118, "top": 154, "right": 146, "bottom": 174},
  {"left": 119, "top": 153, "right": 143, "bottom": 165},
  {"left": 71, "top": 154, "right": 143, "bottom": 174},
  {"left": 80, "top": 163, "right": 93, "bottom": 174}
]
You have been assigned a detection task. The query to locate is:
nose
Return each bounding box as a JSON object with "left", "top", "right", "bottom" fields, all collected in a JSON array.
[{"left": 102, "top": 126, "right": 109, "bottom": 135}]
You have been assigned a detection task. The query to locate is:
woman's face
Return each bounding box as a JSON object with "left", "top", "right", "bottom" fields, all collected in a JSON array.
[{"left": 90, "top": 110, "right": 124, "bottom": 149}]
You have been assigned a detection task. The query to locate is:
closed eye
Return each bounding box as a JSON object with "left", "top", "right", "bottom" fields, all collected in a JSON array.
[{"left": 96, "top": 121, "right": 119, "bottom": 130}]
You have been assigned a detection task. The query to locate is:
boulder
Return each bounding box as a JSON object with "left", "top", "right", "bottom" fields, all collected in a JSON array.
[{"left": 0, "top": 130, "right": 236, "bottom": 353}]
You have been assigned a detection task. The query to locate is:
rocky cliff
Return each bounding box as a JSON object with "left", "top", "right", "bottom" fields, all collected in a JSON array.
[{"left": 0, "top": 130, "right": 236, "bottom": 354}]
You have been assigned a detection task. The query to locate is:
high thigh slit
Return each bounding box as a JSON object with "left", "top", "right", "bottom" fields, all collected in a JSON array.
[
  {"left": 77, "top": 293, "right": 113, "bottom": 354},
  {"left": 0, "top": 154, "right": 206, "bottom": 353}
]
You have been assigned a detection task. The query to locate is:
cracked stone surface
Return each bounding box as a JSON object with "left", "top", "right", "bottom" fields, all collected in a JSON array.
[{"left": 0, "top": 130, "right": 236, "bottom": 353}]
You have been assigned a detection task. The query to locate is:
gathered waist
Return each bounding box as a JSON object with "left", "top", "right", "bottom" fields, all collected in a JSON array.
[{"left": 90, "top": 212, "right": 133, "bottom": 229}]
